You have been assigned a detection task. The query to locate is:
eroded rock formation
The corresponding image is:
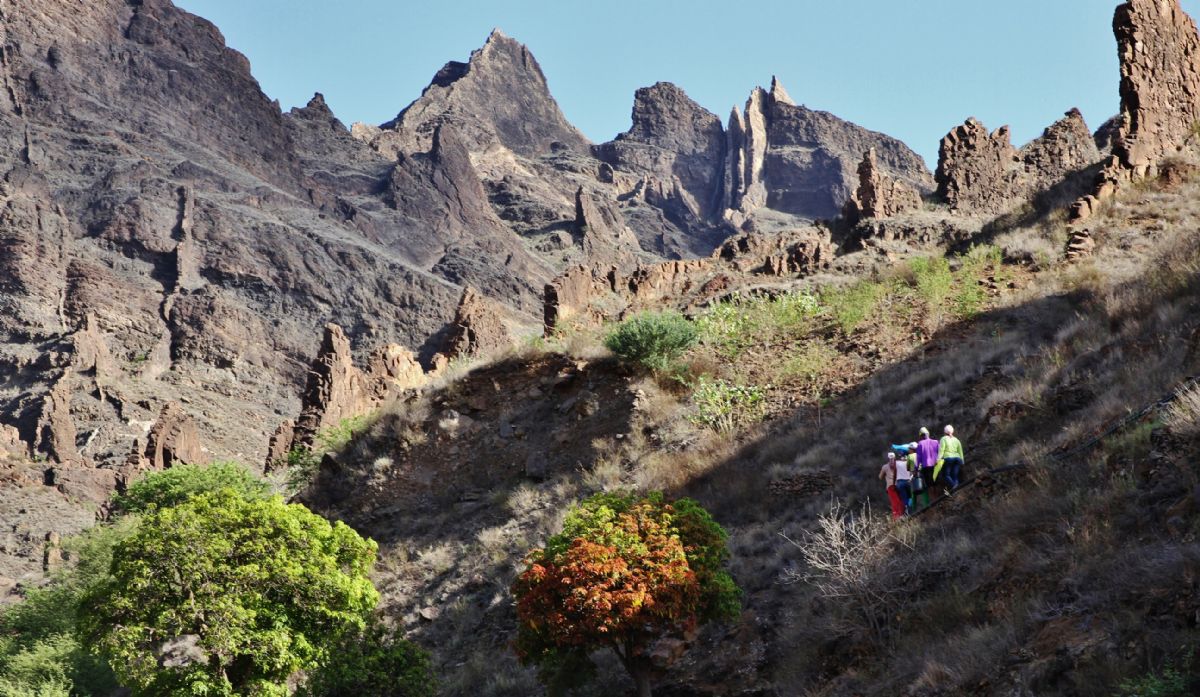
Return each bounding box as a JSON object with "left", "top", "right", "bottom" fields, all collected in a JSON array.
[
  {"left": 845, "top": 147, "right": 923, "bottom": 221},
  {"left": 438, "top": 287, "right": 515, "bottom": 361},
  {"left": 935, "top": 119, "right": 1020, "bottom": 214},
  {"left": 144, "top": 402, "right": 203, "bottom": 470},
  {"left": 937, "top": 110, "right": 1101, "bottom": 215},
  {"left": 281, "top": 324, "right": 429, "bottom": 460},
  {"left": 1112, "top": 0, "right": 1200, "bottom": 175}
]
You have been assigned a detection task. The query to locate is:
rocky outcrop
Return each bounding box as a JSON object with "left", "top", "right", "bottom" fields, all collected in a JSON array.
[
  {"left": 845, "top": 147, "right": 923, "bottom": 221},
  {"left": 294, "top": 325, "right": 372, "bottom": 445},
  {"left": 594, "top": 82, "right": 726, "bottom": 223},
  {"left": 1021, "top": 109, "right": 1102, "bottom": 194},
  {"left": 1075, "top": 0, "right": 1200, "bottom": 219},
  {"left": 543, "top": 265, "right": 620, "bottom": 335},
  {"left": 264, "top": 420, "right": 295, "bottom": 472},
  {"left": 1112, "top": 0, "right": 1200, "bottom": 175},
  {"left": 715, "top": 227, "right": 834, "bottom": 276},
  {"left": 367, "top": 29, "right": 589, "bottom": 159},
  {"left": 287, "top": 324, "right": 429, "bottom": 454},
  {"left": 937, "top": 111, "right": 1101, "bottom": 215},
  {"left": 935, "top": 118, "right": 1020, "bottom": 214},
  {"left": 144, "top": 402, "right": 203, "bottom": 470},
  {"left": 542, "top": 226, "right": 832, "bottom": 333},
  {"left": 574, "top": 187, "right": 639, "bottom": 266},
  {"left": 437, "top": 287, "right": 514, "bottom": 361},
  {"left": 34, "top": 375, "right": 79, "bottom": 465}
]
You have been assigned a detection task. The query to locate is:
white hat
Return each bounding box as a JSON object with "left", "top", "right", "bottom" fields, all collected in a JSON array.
[
  {"left": 919, "top": 426, "right": 930, "bottom": 436},
  {"left": 887, "top": 452, "right": 896, "bottom": 460},
  {"left": 944, "top": 424, "right": 954, "bottom": 435}
]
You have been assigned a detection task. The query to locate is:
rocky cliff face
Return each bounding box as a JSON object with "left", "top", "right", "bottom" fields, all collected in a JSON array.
[{"left": 594, "top": 82, "right": 727, "bottom": 226}]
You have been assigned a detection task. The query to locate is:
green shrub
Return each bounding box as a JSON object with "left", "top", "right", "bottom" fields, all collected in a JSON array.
[
  {"left": 689, "top": 377, "right": 767, "bottom": 433},
  {"left": 696, "top": 300, "right": 757, "bottom": 358},
  {"left": 1118, "top": 665, "right": 1190, "bottom": 697},
  {"left": 118, "top": 461, "right": 270, "bottom": 513},
  {"left": 781, "top": 342, "right": 836, "bottom": 385},
  {"left": 910, "top": 256, "right": 954, "bottom": 310},
  {"left": 604, "top": 311, "right": 699, "bottom": 372},
  {"left": 0, "top": 522, "right": 133, "bottom": 697},
  {"left": 285, "top": 414, "right": 373, "bottom": 493},
  {"left": 823, "top": 281, "right": 887, "bottom": 334},
  {"left": 297, "top": 622, "right": 436, "bottom": 697},
  {"left": 766, "top": 291, "right": 821, "bottom": 335}
]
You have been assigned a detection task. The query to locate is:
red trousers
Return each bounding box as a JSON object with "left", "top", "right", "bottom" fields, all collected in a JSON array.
[{"left": 887, "top": 485, "right": 904, "bottom": 519}]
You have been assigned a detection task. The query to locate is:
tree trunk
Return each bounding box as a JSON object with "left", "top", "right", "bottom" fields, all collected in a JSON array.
[{"left": 633, "top": 668, "right": 653, "bottom": 697}]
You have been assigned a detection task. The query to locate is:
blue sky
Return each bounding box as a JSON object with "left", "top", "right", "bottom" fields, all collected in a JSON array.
[{"left": 176, "top": 0, "right": 1200, "bottom": 168}]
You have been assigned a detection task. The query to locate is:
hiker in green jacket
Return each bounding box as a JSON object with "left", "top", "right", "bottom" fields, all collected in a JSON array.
[{"left": 940, "top": 425, "right": 965, "bottom": 490}]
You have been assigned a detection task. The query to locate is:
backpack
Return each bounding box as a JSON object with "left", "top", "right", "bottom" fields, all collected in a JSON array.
[{"left": 912, "top": 469, "right": 926, "bottom": 493}]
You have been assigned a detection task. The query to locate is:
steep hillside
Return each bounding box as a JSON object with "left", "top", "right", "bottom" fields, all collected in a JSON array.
[{"left": 302, "top": 148, "right": 1200, "bottom": 697}]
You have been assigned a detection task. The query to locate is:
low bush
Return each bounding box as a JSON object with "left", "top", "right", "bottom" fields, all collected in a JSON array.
[
  {"left": 689, "top": 377, "right": 767, "bottom": 434},
  {"left": 1118, "top": 665, "right": 1190, "bottom": 697},
  {"left": 286, "top": 414, "right": 374, "bottom": 492},
  {"left": 823, "top": 281, "right": 887, "bottom": 334},
  {"left": 604, "top": 311, "right": 699, "bottom": 372}
]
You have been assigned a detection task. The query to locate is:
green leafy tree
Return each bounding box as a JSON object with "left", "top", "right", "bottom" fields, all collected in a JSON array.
[
  {"left": 296, "top": 621, "right": 436, "bottom": 697},
  {"left": 79, "top": 489, "right": 379, "bottom": 697},
  {"left": 117, "top": 461, "right": 271, "bottom": 513},
  {"left": 512, "top": 492, "right": 739, "bottom": 697},
  {"left": 604, "top": 311, "right": 699, "bottom": 372}
]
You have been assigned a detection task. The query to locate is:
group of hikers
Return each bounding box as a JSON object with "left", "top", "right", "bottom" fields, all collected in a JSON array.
[{"left": 878, "top": 425, "right": 965, "bottom": 518}]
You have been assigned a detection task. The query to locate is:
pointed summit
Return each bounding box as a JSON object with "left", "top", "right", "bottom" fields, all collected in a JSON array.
[
  {"left": 374, "top": 30, "right": 589, "bottom": 158},
  {"left": 770, "top": 76, "right": 795, "bottom": 106}
]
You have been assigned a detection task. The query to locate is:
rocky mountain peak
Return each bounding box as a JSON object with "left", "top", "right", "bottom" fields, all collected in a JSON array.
[
  {"left": 373, "top": 30, "right": 589, "bottom": 158},
  {"left": 769, "top": 75, "right": 796, "bottom": 106}
]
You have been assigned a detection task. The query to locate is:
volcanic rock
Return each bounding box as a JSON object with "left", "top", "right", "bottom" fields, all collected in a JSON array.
[
  {"left": 1112, "top": 0, "right": 1200, "bottom": 175},
  {"left": 368, "top": 29, "right": 589, "bottom": 159},
  {"left": 726, "top": 80, "right": 932, "bottom": 223},
  {"left": 144, "top": 402, "right": 204, "bottom": 470},
  {"left": 845, "top": 147, "right": 923, "bottom": 221},
  {"left": 1020, "top": 109, "right": 1102, "bottom": 194},
  {"left": 438, "top": 287, "right": 514, "bottom": 361},
  {"left": 935, "top": 118, "right": 1020, "bottom": 214},
  {"left": 594, "top": 82, "right": 726, "bottom": 223}
]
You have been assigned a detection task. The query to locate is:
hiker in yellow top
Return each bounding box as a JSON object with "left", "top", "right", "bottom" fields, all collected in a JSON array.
[{"left": 939, "top": 425, "right": 965, "bottom": 491}]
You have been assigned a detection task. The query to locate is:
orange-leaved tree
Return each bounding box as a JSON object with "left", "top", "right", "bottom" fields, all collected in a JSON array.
[{"left": 512, "top": 491, "right": 740, "bottom": 697}]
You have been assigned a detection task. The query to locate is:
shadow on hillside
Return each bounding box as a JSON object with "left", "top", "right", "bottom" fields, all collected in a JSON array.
[
  {"left": 676, "top": 286, "right": 1101, "bottom": 530},
  {"left": 302, "top": 352, "right": 641, "bottom": 553}
]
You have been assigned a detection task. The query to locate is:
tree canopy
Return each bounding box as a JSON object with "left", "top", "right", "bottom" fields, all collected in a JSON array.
[
  {"left": 512, "top": 491, "right": 739, "bottom": 697},
  {"left": 79, "top": 489, "right": 379, "bottom": 697}
]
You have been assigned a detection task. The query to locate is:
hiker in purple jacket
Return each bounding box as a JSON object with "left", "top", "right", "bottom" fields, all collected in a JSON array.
[{"left": 915, "top": 427, "right": 940, "bottom": 490}]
